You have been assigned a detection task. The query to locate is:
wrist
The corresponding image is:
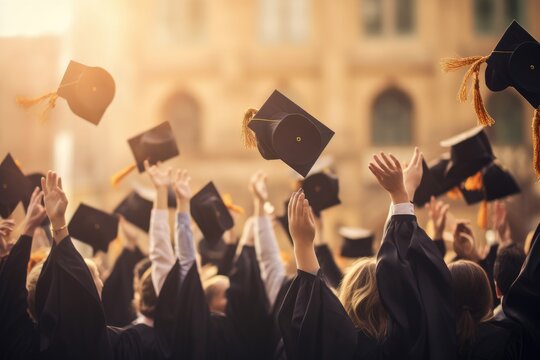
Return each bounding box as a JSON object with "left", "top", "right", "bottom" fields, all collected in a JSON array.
[
  {"left": 176, "top": 199, "right": 190, "bottom": 213},
  {"left": 22, "top": 225, "right": 36, "bottom": 237},
  {"left": 155, "top": 187, "right": 168, "bottom": 209},
  {"left": 50, "top": 217, "right": 66, "bottom": 229},
  {"left": 253, "top": 199, "right": 264, "bottom": 217},
  {"left": 390, "top": 189, "right": 409, "bottom": 204}
]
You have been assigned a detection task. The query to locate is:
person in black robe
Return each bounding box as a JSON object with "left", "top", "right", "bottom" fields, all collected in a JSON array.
[{"left": 278, "top": 149, "right": 456, "bottom": 360}]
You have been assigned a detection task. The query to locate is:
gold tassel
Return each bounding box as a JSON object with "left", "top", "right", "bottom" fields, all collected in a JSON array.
[
  {"left": 241, "top": 108, "right": 258, "bottom": 149},
  {"left": 477, "top": 200, "right": 488, "bottom": 230},
  {"left": 110, "top": 163, "right": 137, "bottom": 187},
  {"left": 440, "top": 55, "right": 494, "bottom": 126},
  {"left": 532, "top": 108, "right": 540, "bottom": 178},
  {"left": 16, "top": 92, "right": 59, "bottom": 122},
  {"left": 472, "top": 70, "right": 495, "bottom": 126},
  {"left": 14, "top": 159, "right": 24, "bottom": 172},
  {"left": 447, "top": 187, "right": 463, "bottom": 200},
  {"left": 464, "top": 172, "right": 483, "bottom": 191},
  {"left": 222, "top": 193, "right": 245, "bottom": 215}
]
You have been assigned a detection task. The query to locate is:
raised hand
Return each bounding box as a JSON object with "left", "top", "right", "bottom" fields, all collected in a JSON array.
[
  {"left": 22, "top": 187, "right": 47, "bottom": 236},
  {"left": 144, "top": 160, "right": 172, "bottom": 189},
  {"left": 41, "top": 171, "right": 68, "bottom": 231},
  {"left": 453, "top": 221, "right": 480, "bottom": 262},
  {"left": 0, "top": 219, "right": 15, "bottom": 256},
  {"left": 288, "top": 189, "right": 319, "bottom": 273},
  {"left": 249, "top": 171, "right": 269, "bottom": 203},
  {"left": 368, "top": 152, "right": 409, "bottom": 204},
  {"left": 426, "top": 196, "right": 450, "bottom": 240},
  {"left": 172, "top": 169, "right": 192, "bottom": 213},
  {"left": 403, "top": 147, "right": 424, "bottom": 201}
]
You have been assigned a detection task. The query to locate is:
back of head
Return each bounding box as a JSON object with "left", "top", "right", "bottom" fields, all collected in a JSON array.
[
  {"left": 338, "top": 257, "right": 387, "bottom": 342},
  {"left": 493, "top": 244, "right": 526, "bottom": 297},
  {"left": 26, "top": 261, "right": 45, "bottom": 323},
  {"left": 203, "top": 275, "right": 230, "bottom": 314},
  {"left": 449, "top": 260, "right": 493, "bottom": 350},
  {"left": 134, "top": 268, "right": 157, "bottom": 319}
]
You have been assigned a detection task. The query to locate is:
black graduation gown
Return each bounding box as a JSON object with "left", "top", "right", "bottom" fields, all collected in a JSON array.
[
  {"left": 217, "top": 243, "right": 237, "bottom": 276},
  {"left": 102, "top": 247, "right": 145, "bottom": 327},
  {"left": 502, "top": 222, "right": 540, "bottom": 359},
  {"left": 278, "top": 214, "right": 456, "bottom": 360},
  {"left": 159, "top": 245, "right": 273, "bottom": 360},
  {"left": 315, "top": 244, "right": 343, "bottom": 289},
  {"left": 457, "top": 321, "right": 521, "bottom": 360},
  {"left": 0, "top": 235, "right": 40, "bottom": 360}
]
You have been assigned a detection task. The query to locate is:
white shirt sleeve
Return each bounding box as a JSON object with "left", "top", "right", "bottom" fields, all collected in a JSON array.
[
  {"left": 391, "top": 202, "right": 415, "bottom": 216},
  {"left": 174, "top": 212, "right": 195, "bottom": 281},
  {"left": 149, "top": 209, "right": 175, "bottom": 296},
  {"left": 254, "top": 216, "right": 286, "bottom": 307}
]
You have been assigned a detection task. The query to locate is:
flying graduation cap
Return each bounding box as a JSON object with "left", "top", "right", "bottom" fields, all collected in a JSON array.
[
  {"left": 302, "top": 172, "right": 341, "bottom": 215},
  {"left": 0, "top": 154, "right": 31, "bottom": 218},
  {"left": 113, "top": 190, "right": 153, "bottom": 233},
  {"left": 17, "top": 60, "right": 115, "bottom": 125},
  {"left": 190, "top": 182, "right": 234, "bottom": 244},
  {"left": 241, "top": 90, "right": 335, "bottom": 177},
  {"left": 68, "top": 203, "right": 119, "bottom": 254},
  {"left": 441, "top": 21, "right": 540, "bottom": 176},
  {"left": 110, "top": 121, "right": 180, "bottom": 186},
  {"left": 460, "top": 163, "right": 521, "bottom": 205}
]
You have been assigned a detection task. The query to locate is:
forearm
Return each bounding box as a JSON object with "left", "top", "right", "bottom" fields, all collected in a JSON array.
[
  {"left": 294, "top": 243, "right": 319, "bottom": 275},
  {"left": 174, "top": 211, "right": 195, "bottom": 281},
  {"left": 149, "top": 209, "right": 175, "bottom": 295},
  {"left": 255, "top": 216, "right": 286, "bottom": 306}
]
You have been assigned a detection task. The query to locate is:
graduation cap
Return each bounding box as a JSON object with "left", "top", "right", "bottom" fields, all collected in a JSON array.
[
  {"left": 460, "top": 163, "right": 521, "bottom": 205},
  {"left": 111, "top": 121, "right": 180, "bottom": 186},
  {"left": 241, "top": 90, "right": 335, "bottom": 177},
  {"left": 301, "top": 172, "right": 341, "bottom": 215},
  {"left": 339, "top": 227, "right": 374, "bottom": 258},
  {"left": 0, "top": 154, "right": 31, "bottom": 218},
  {"left": 190, "top": 182, "right": 234, "bottom": 244},
  {"left": 68, "top": 203, "right": 119, "bottom": 254},
  {"left": 440, "top": 126, "right": 495, "bottom": 180},
  {"left": 441, "top": 21, "right": 540, "bottom": 177},
  {"left": 113, "top": 190, "right": 153, "bottom": 233},
  {"left": 16, "top": 60, "right": 115, "bottom": 125}
]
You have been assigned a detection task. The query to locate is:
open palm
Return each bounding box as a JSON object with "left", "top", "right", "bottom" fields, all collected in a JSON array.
[
  {"left": 173, "top": 169, "right": 192, "bottom": 201},
  {"left": 144, "top": 160, "right": 172, "bottom": 188},
  {"left": 41, "top": 171, "right": 68, "bottom": 225}
]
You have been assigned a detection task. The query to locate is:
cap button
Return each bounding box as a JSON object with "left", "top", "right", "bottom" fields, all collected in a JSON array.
[
  {"left": 92, "top": 86, "right": 97, "bottom": 92},
  {"left": 531, "top": 65, "right": 536, "bottom": 70},
  {"left": 94, "top": 223, "right": 100, "bottom": 230},
  {"left": 315, "top": 186, "right": 321, "bottom": 192},
  {"left": 2, "top": 183, "right": 6, "bottom": 189},
  {"left": 296, "top": 136, "right": 302, "bottom": 142}
]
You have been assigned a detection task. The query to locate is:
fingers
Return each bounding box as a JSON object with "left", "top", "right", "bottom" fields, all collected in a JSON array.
[
  {"left": 388, "top": 154, "right": 402, "bottom": 170},
  {"left": 381, "top": 153, "right": 397, "bottom": 170},
  {"left": 57, "top": 176, "right": 63, "bottom": 190},
  {"left": 288, "top": 191, "right": 297, "bottom": 220},
  {"left": 373, "top": 154, "right": 390, "bottom": 173},
  {"left": 41, "top": 177, "right": 47, "bottom": 196},
  {"left": 368, "top": 163, "right": 384, "bottom": 180},
  {"left": 295, "top": 190, "right": 305, "bottom": 220}
]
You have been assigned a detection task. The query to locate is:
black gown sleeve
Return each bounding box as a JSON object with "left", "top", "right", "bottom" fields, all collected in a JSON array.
[
  {"left": 433, "top": 238, "right": 446, "bottom": 258},
  {"left": 315, "top": 244, "right": 343, "bottom": 288},
  {"left": 377, "top": 214, "right": 455, "bottom": 360},
  {"left": 503, "top": 223, "right": 540, "bottom": 359},
  {"left": 0, "top": 235, "right": 39, "bottom": 359},
  {"left": 36, "top": 237, "right": 113, "bottom": 360},
  {"left": 277, "top": 269, "right": 357, "bottom": 360},
  {"left": 102, "top": 247, "right": 145, "bottom": 327},
  {"left": 225, "top": 245, "right": 274, "bottom": 359},
  {"left": 217, "top": 243, "right": 237, "bottom": 276}
]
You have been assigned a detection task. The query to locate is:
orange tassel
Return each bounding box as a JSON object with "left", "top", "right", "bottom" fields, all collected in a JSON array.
[
  {"left": 464, "top": 172, "right": 483, "bottom": 191},
  {"left": 477, "top": 200, "right": 488, "bottom": 230},
  {"left": 447, "top": 187, "right": 463, "bottom": 200},
  {"left": 440, "top": 55, "right": 494, "bottom": 126},
  {"left": 222, "top": 193, "right": 245, "bottom": 215},
  {"left": 110, "top": 163, "right": 137, "bottom": 187},
  {"left": 533, "top": 108, "right": 540, "bottom": 178},
  {"left": 16, "top": 92, "right": 59, "bottom": 122},
  {"left": 242, "top": 108, "right": 258, "bottom": 149}
]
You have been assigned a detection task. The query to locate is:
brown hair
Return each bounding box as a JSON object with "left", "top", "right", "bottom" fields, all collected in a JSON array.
[
  {"left": 449, "top": 260, "right": 493, "bottom": 350},
  {"left": 338, "top": 257, "right": 388, "bottom": 341},
  {"left": 26, "top": 261, "right": 44, "bottom": 322},
  {"left": 133, "top": 268, "right": 157, "bottom": 319}
]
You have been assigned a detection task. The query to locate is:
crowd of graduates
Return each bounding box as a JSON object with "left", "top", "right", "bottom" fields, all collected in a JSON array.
[{"left": 1, "top": 18, "right": 539, "bottom": 360}]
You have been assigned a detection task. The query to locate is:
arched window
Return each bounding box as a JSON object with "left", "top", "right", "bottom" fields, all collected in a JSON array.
[
  {"left": 162, "top": 92, "right": 201, "bottom": 151},
  {"left": 371, "top": 88, "right": 413, "bottom": 146},
  {"left": 259, "top": 0, "right": 310, "bottom": 43},
  {"left": 486, "top": 91, "right": 524, "bottom": 145},
  {"left": 362, "top": 0, "right": 416, "bottom": 36}
]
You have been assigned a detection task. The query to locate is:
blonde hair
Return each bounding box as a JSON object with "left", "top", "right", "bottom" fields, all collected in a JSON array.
[
  {"left": 203, "top": 275, "right": 230, "bottom": 305},
  {"left": 338, "top": 257, "right": 387, "bottom": 341},
  {"left": 26, "top": 261, "right": 44, "bottom": 322}
]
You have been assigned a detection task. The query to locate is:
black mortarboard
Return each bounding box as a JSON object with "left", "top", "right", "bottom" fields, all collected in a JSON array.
[
  {"left": 485, "top": 21, "right": 540, "bottom": 108},
  {"left": 460, "top": 163, "right": 521, "bottom": 205},
  {"left": 0, "top": 154, "right": 31, "bottom": 218},
  {"left": 301, "top": 172, "right": 341, "bottom": 215},
  {"left": 339, "top": 227, "right": 375, "bottom": 258},
  {"left": 17, "top": 60, "right": 115, "bottom": 125},
  {"left": 190, "top": 182, "right": 234, "bottom": 244},
  {"left": 440, "top": 127, "right": 495, "bottom": 179},
  {"left": 413, "top": 156, "right": 466, "bottom": 206},
  {"left": 244, "top": 90, "right": 335, "bottom": 177},
  {"left": 68, "top": 203, "right": 119, "bottom": 254},
  {"left": 111, "top": 121, "right": 180, "bottom": 186},
  {"left": 113, "top": 190, "right": 153, "bottom": 232}
]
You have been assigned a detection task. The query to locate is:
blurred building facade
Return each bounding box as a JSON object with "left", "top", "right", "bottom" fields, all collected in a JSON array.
[{"left": 1, "top": 0, "right": 540, "bottom": 251}]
